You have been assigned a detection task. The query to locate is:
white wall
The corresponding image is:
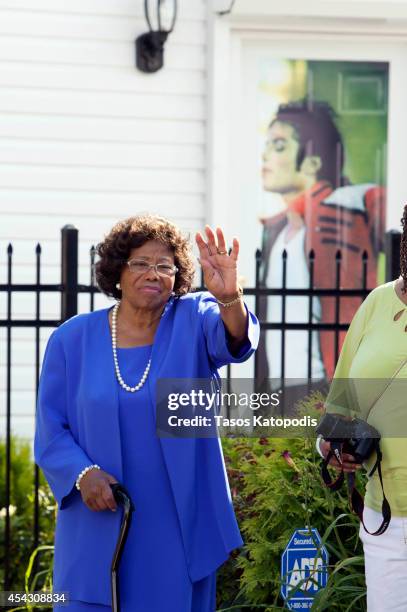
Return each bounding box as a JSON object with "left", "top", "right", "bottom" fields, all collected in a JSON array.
[{"left": 0, "top": 0, "right": 208, "bottom": 438}]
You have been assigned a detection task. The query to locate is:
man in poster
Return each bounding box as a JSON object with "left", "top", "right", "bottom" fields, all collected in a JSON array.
[{"left": 258, "top": 99, "right": 386, "bottom": 388}]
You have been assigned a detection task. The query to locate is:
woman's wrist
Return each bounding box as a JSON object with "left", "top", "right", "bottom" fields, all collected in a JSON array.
[
  {"left": 219, "top": 298, "right": 249, "bottom": 351},
  {"left": 215, "top": 285, "right": 243, "bottom": 308},
  {"left": 76, "top": 464, "right": 101, "bottom": 491}
]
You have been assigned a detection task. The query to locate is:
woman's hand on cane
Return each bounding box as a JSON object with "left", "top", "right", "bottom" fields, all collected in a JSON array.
[{"left": 79, "top": 468, "right": 119, "bottom": 512}]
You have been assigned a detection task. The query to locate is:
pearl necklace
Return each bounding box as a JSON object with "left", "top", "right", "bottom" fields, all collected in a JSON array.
[{"left": 111, "top": 301, "right": 151, "bottom": 393}]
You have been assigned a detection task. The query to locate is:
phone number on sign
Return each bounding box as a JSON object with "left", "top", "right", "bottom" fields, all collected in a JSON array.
[{"left": 0, "top": 591, "right": 70, "bottom": 607}]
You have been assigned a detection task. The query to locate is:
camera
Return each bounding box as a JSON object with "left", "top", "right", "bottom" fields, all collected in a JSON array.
[{"left": 316, "top": 413, "right": 380, "bottom": 463}]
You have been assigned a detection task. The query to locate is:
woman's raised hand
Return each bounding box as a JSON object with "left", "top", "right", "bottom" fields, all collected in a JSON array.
[
  {"left": 195, "top": 226, "right": 240, "bottom": 301},
  {"left": 79, "top": 468, "right": 119, "bottom": 512}
]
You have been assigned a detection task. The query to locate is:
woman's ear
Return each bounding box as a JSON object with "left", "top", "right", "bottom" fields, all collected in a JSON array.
[{"left": 300, "top": 155, "right": 322, "bottom": 178}]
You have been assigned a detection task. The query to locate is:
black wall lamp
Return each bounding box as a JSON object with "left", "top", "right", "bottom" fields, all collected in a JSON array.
[{"left": 136, "top": 0, "right": 178, "bottom": 73}]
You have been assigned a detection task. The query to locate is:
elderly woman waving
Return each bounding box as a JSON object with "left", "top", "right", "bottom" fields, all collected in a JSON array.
[{"left": 34, "top": 214, "right": 259, "bottom": 612}]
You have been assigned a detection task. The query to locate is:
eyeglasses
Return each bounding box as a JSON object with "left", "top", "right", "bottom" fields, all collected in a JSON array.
[{"left": 125, "top": 259, "right": 178, "bottom": 277}]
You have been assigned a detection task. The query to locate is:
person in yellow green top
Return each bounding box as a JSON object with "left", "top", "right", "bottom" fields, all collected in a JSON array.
[{"left": 318, "top": 204, "right": 407, "bottom": 612}]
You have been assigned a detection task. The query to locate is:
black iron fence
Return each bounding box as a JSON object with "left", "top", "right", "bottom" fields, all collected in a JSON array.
[{"left": 0, "top": 224, "right": 401, "bottom": 590}]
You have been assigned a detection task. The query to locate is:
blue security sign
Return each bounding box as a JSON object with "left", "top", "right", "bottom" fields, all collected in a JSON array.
[{"left": 281, "top": 528, "right": 328, "bottom": 610}]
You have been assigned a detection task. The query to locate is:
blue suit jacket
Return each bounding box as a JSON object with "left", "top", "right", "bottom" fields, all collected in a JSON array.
[{"left": 34, "top": 291, "right": 259, "bottom": 605}]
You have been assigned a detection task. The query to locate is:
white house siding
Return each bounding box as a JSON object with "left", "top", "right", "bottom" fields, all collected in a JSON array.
[{"left": 0, "top": 0, "right": 208, "bottom": 439}]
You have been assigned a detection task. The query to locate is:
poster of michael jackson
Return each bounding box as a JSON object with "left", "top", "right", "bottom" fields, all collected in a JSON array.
[{"left": 255, "top": 59, "right": 388, "bottom": 391}]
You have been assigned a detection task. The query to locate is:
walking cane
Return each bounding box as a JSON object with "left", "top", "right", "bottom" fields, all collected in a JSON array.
[{"left": 110, "top": 483, "right": 135, "bottom": 612}]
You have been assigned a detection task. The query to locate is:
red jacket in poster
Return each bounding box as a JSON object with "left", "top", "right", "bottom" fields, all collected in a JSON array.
[{"left": 258, "top": 180, "right": 386, "bottom": 380}]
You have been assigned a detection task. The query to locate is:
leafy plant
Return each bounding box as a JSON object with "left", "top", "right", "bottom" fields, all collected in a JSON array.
[
  {"left": 217, "top": 393, "right": 367, "bottom": 611},
  {"left": 0, "top": 436, "right": 56, "bottom": 594}
]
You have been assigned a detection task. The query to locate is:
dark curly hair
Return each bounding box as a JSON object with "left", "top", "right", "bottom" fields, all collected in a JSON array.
[
  {"left": 270, "top": 98, "right": 345, "bottom": 189},
  {"left": 401, "top": 204, "right": 407, "bottom": 293},
  {"left": 95, "top": 214, "right": 196, "bottom": 300}
]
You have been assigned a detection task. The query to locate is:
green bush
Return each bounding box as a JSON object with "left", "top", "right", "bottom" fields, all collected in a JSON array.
[
  {"left": 217, "top": 435, "right": 366, "bottom": 611},
  {"left": 0, "top": 436, "right": 56, "bottom": 594}
]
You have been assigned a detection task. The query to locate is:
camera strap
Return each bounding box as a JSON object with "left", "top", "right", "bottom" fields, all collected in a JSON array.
[
  {"left": 321, "top": 440, "right": 391, "bottom": 535},
  {"left": 347, "top": 441, "right": 391, "bottom": 536},
  {"left": 321, "top": 441, "right": 346, "bottom": 491}
]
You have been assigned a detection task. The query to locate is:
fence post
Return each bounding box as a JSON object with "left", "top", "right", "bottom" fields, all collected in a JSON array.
[
  {"left": 61, "top": 225, "right": 78, "bottom": 321},
  {"left": 254, "top": 248, "right": 262, "bottom": 385},
  {"left": 385, "top": 229, "right": 401, "bottom": 282}
]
